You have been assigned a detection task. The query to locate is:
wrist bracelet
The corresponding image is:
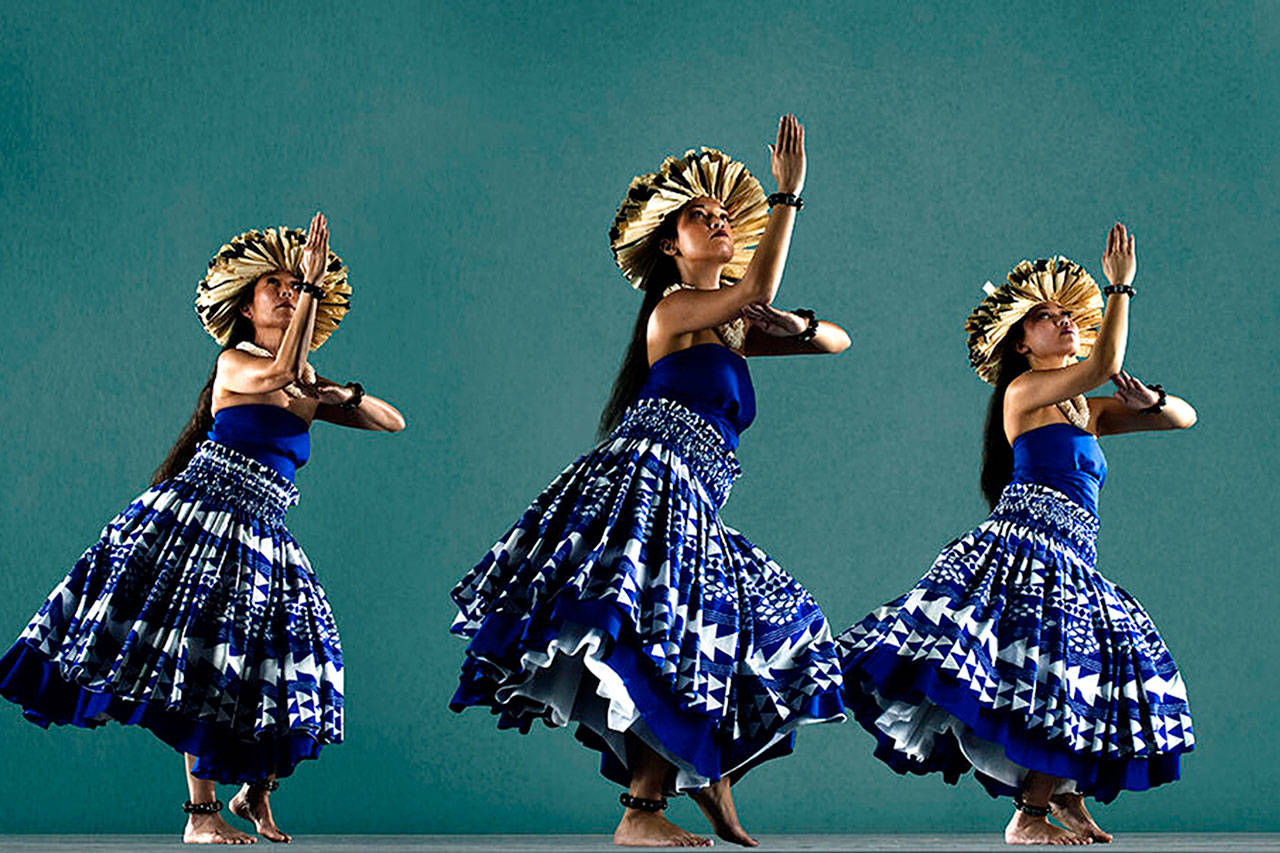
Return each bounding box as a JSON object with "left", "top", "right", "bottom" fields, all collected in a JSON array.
[
  {"left": 1103, "top": 284, "right": 1137, "bottom": 298},
  {"left": 767, "top": 192, "right": 804, "bottom": 210},
  {"left": 341, "top": 381, "right": 365, "bottom": 410},
  {"left": 792, "top": 308, "right": 819, "bottom": 342},
  {"left": 1140, "top": 383, "right": 1166, "bottom": 414},
  {"left": 299, "top": 279, "right": 325, "bottom": 299}
]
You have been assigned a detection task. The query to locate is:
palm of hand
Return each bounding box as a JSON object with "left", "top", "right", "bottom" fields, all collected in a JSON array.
[
  {"left": 1101, "top": 222, "right": 1136, "bottom": 285},
  {"left": 301, "top": 211, "right": 330, "bottom": 283}
]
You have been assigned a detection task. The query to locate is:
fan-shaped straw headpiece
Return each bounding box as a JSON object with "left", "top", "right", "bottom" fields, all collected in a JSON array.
[
  {"left": 609, "top": 148, "right": 769, "bottom": 289},
  {"left": 965, "top": 256, "right": 1104, "bottom": 384},
  {"left": 195, "top": 226, "right": 351, "bottom": 350}
]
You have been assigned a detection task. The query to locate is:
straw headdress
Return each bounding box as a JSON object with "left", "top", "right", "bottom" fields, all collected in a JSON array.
[
  {"left": 195, "top": 227, "right": 351, "bottom": 350},
  {"left": 609, "top": 148, "right": 769, "bottom": 288},
  {"left": 965, "top": 256, "right": 1104, "bottom": 384}
]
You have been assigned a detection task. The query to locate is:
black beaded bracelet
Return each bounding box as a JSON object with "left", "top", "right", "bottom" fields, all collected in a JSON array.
[
  {"left": 183, "top": 800, "right": 224, "bottom": 815},
  {"left": 1103, "top": 283, "right": 1137, "bottom": 298},
  {"left": 1012, "top": 797, "right": 1050, "bottom": 818},
  {"left": 619, "top": 792, "right": 668, "bottom": 812},
  {"left": 249, "top": 779, "right": 280, "bottom": 793},
  {"left": 1140, "top": 383, "right": 1167, "bottom": 414},
  {"left": 299, "top": 279, "right": 325, "bottom": 299},
  {"left": 792, "top": 308, "right": 819, "bottom": 343},
  {"left": 767, "top": 192, "right": 804, "bottom": 210},
  {"left": 341, "top": 381, "right": 365, "bottom": 410}
]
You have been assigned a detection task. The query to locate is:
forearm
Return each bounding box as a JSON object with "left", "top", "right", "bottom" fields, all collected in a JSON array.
[
  {"left": 318, "top": 391, "right": 406, "bottom": 432},
  {"left": 736, "top": 206, "right": 797, "bottom": 304},
  {"left": 1157, "top": 394, "right": 1197, "bottom": 430},
  {"left": 1083, "top": 293, "right": 1130, "bottom": 382},
  {"left": 281, "top": 295, "right": 318, "bottom": 378}
]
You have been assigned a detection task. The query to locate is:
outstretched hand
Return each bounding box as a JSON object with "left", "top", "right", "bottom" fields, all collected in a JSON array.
[
  {"left": 768, "top": 114, "right": 806, "bottom": 195},
  {"left": 301, "top": 211, "right": 330, "bottom": 287},
  {"left": 741, "top": 303, "right": 807, "bottom": 337},
  {"left": 1100, "top": 222, "right": 1135, "bottom": 286},
  {"left": 1111, "top": 370, "right": 1160, "bottom": 409}
]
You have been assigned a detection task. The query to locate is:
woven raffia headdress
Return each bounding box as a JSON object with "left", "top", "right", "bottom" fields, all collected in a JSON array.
[
  {"left": 965, "top": 256, "right": 1104, "bottom": 384},
  {"left": 609, "top": 147, "right": 769, "bottom": 289},
  {"left": 195, "top": 227, "right": 351, "bottom": 350}
]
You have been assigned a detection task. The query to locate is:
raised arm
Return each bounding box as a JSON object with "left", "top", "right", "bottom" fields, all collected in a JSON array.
[
  {"left": 216, "top": 212, "right": 329, "bottom": 395},
  {"left": 1005, "top": 223, "right": 1135, "bottom": 414},
  {"left": 651, "top": 114, "right": 807, "bottom": 337}
]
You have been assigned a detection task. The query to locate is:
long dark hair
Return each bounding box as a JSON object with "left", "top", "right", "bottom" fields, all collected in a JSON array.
[
  {"left": 151, "top": 296, "right": 257, "bottom": 485},
  {"left": 597, "top": 211, "right": 684, "bottom": 437},
  {"left": 979, "top": 318, "right": 1031, "bottom": 509}
]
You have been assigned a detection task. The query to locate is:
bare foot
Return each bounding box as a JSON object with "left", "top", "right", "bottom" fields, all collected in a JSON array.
[
  {"left": 690, "top": 778, "right": 758, "bottom": 847},
  {"left": 1005, "top": 811, "right": 1092, "bottom": 845},
  {"left": 184, "top": 812, "right": 257, "bottom": 845},
  {"left": 229, "top": 785, "right": 292, "bottom": 844},
  {"left": 1051, "top": 794, "right": 1113, "bottom": 843},
  {"left": 614, "top": 810, "right": 712, "bottom": 847}
]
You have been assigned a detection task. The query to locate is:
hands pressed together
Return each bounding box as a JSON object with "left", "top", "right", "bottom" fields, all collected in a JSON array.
[{"left": 768, "top": 113, "right": 806, "bottom": 196}]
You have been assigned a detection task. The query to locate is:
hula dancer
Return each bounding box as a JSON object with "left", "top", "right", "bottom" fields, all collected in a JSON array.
[
  {"left": 837, "top": 224, "right": 1196, "bottom": 845},
  {"left": 0, "top": 212, "right": 406, "bottom": 844},
  {"left": 450, "top": 116, "right": 850, "bottom": 847}
]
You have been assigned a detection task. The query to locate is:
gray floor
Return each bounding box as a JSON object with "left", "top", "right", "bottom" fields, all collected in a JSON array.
[{"left": 0, "top": 836, "right": 1278, "bottom": 852}]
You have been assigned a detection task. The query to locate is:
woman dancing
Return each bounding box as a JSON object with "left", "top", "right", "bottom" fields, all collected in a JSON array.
[
  {"left": 450, "top": 115, "right": 849, "bottom": 848},
  {"left": 0, "top": 213, "right": 406, "bottom": 844},
  {"left": 837, "top": 224, "right": 1195, "bottom": 845}
]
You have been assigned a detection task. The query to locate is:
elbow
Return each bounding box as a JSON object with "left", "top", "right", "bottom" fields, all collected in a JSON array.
[
  {"left": 384, "top": 411, "right": 408, "bottom": 433},
  {"left": 273, "top": 366, "right": 301, "bottom": 388},
  {"left": 1089, "top": 353, "right": 1124, "bottom": 384}
]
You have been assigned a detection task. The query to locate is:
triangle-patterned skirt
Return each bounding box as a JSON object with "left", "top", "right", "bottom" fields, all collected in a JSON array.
[
  {"left": 836, "top": 482, "right": 1193, "bottom": 803},
  {"left": 450, "top": 398, "right": 846, "bottom": 791},
  {"left": 0, "top": 440, "right": 344, "bottom": 783}
]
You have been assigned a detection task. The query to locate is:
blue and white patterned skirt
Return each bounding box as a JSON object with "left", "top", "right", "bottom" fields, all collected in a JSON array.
[
  {"left": 450, "top": 398, "right": 846, "bottom": 791},
  {"left": 0, "top": 440, "right": 344, "bottom": 783},
  {"left": 836, "top": 482, "right": 1193, "bottom": 803}
]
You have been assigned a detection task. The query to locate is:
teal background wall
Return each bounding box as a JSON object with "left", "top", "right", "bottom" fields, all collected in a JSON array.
[{"left": 1, "top": 0, "right": 1274, "bottom": 836}]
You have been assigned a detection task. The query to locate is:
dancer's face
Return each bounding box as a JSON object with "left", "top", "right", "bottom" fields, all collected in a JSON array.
[
  {"left": 662, "top": 197, "right": 735, "bottom": 265},
  {"left": 241, "top": 270, "right": 300, "bottom": 332},
  {"left": 1018, "top": 301, "right": 1080, "bottom": 359}
]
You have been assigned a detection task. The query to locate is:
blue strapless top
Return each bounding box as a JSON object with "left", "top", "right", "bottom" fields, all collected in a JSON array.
[
  {"left": 637, "top": 343, "right": 756, "bottom": 450},
  {"left": 208, "top": 404, "right": 311, "bottom": 481},
  {"left": 1011, "top": 423, "right": 1107, "bottom": 516}
]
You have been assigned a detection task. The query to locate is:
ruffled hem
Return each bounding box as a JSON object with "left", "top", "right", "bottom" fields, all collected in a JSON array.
[
  {"left": 0, "top": 641, "right": 332, "bottom": 783},
  {"left": 451, "top": 595, "right": 845, "bottom": 791},
  {"left": 843, "top": 644, "right": 1189, "bottom": 803}
]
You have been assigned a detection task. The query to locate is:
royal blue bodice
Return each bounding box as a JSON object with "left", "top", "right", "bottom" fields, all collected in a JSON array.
[
  {"left": 637, "top": 343, "right": 756, "bottom": 450},
  {"left": 1011, "top": 423, "right": 1107, "bottom": 516},
  {"left": 208, "top": 404, "right": 311, "bottom": 481}
]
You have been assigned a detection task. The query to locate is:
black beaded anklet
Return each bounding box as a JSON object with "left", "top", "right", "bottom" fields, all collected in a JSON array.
[
  {"left": 619, "top": 792, "right": 668, "bottom": 812},
  {"left": 183, "top": 800, "right": 224, "bottom": 815},
  {"left": 1012, "top": 797, "right": 1050, "bottom": 818}
]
